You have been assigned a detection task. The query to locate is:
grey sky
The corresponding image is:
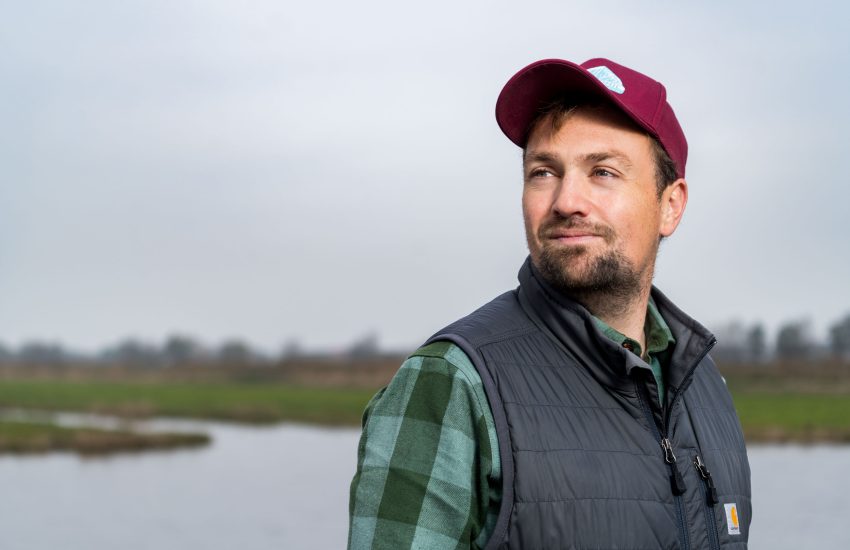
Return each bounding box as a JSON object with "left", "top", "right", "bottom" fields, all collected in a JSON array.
[{"left": 2, "top": 0, "right": 848, "bottom": 353}]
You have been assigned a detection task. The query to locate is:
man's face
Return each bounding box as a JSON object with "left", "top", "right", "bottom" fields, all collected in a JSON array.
[{"left": 522, "top": 106, "right": 673, "bottom": 300}]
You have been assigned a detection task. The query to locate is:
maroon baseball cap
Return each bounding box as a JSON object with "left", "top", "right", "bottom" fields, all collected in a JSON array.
[{"left": 496, "top": 58, "right": 688, "bottom": 178}]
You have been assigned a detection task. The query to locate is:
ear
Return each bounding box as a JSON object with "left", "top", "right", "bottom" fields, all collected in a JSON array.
[{"left": 659, "top": 178, "right": 688, "bottom": 238}]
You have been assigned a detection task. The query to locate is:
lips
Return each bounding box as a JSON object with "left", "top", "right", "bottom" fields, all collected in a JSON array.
[
  {"left": 539, "top": 217, "right": 614, "bottom": 244},
  {"left": 549, "top": 234, "right": 602, "bottom": 247},
  {"left": 547, "top": 230, "right": 601, "bottom": 239}
]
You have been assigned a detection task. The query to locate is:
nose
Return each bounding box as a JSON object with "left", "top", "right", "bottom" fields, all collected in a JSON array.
[{"left": 551, "top": 172, "right": 592, "bottom": 219}]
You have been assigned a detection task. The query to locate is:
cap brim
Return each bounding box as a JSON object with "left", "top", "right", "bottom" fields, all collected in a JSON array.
[{"left": 495, "top": 59, "right": 647, "bottom": 147}]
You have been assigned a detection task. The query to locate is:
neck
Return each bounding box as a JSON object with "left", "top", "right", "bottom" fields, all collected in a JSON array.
[
  {"left": 528, "top": 251, "right": 658, "bottom": 351},
  {"left": 563, "top": 265, "right": 655, "bottom": 352},
  {"left": 580, "top": 286, "right": 651, "bottom": 351}
]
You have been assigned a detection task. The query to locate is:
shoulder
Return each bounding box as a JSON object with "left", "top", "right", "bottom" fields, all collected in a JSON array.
[
  {"left": 410, "top": 341, "right": 483, "bottom": 386},
  {"left": 427, "top": 290, "right": 531, "bottom": 347},
  {"left": 364, "top": 342, "right": 487, "bottom": 422},
  {"left": 360, "top": 341, "right": 496, "bottom": 459},
  {"left": 686, "top": 354, "right": 739, "bottom": 412}
]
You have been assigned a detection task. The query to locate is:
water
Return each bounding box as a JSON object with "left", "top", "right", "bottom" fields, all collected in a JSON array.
[
  {"left": 0, "top": 414, "right": 847, "bottom": 549},
  {"left": 0, "top": 415, "right": 360, "bottom": 550},
  {"left": 748, "top": 445, "right": 850, "bottom": 549}
]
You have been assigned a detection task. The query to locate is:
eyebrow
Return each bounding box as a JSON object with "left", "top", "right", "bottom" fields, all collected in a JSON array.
[
  {"left": 580, "top": 151, "right": 634, "bottom": 169},
  {"left": 522, "top": 151, "right": 560, "bottom": 167},
  {"left": 522, "top": 149, "right": 634, "bottom": 170}
]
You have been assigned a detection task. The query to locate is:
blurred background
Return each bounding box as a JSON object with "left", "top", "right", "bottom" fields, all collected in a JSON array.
[{"left": 1, "top": 0, "right": 848, "bottom": 548}]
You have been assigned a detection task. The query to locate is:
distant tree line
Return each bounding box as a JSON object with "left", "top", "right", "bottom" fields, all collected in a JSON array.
[
  {"left": 0, "top": 332, "right": 387, "bottom": 368},
  {"left": 711, "top": 312, "right": 850, "bottom": 363},
  {"left": 2, "top": 314, "right": 850, "bottom": 368}
]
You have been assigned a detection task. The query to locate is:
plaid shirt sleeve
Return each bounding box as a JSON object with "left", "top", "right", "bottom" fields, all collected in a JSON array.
[{"left": 348, "top": 341, "right": 501, "bottom": 550}]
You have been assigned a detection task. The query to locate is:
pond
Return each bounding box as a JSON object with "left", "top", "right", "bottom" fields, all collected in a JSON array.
[{"left": 0, "top": 414, "right": 847, "bottom": 549}]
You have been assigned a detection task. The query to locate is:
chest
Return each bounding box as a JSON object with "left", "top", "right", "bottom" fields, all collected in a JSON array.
[{"left": 480, "top": 336, "right": 751, "bottom": 550}]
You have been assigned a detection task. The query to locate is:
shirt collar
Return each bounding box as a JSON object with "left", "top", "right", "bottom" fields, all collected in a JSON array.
[
  {"left": 590, "top": 297, "right": 676, "bottom": 360},
  {"left": 516, "top": 256, "right": 714, "bottom": 393}
]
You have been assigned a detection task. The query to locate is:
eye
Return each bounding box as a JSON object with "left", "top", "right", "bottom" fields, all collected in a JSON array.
[
  {"left": 592, "top": 168, "right": 617, "bottom": 178},
  {"left": 529, "top": 167, "right": 556, "bottom": 179}
]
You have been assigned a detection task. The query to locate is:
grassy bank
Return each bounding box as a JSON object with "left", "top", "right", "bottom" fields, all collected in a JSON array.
[
  {"left": 0, "top": 380, "right": 377, "bottom": 426},
  {"left": 722, "top": 360, "right": 850, "bottom": 443},
  {"left": 0, "top": 420, "right": 210, "bottom": 455},
  {"left": 1, "top": 362, "right": 849, "bottom": 445},
  {"left": 729, "top": 393, "right": 850, "bottom": 443}
]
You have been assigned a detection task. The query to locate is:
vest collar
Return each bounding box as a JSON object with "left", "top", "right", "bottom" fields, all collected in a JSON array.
[{"left": 516, "top": 256, "right": 716, "bottom": 395}]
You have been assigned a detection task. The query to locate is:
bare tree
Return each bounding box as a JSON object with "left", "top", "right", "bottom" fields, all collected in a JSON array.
[
  {"left": 163, "top": 335, "right": 203, "bottom": 366},
  {"left": 347, "top": 332, "right": 380, "bottom": 358},
  {"left": 0, "top": 342, "right": 11, "bottom": 364},
  {"left": 17, "top": 341, "right": 67, "bottom": 366},
  {"left": 829, "top": 313, "right": 850, "bottom": 359},
  {"left": 102, "top": 339, "right": 162, "bottom": 368},
  {"left": 281, "top": 338, "right": 303, "bottom": 360},
  {"left": 711, "top": 320, "right": 748, "bottom": 363},
  {"left": 775, "top": 320, "right": 813, "bottom": 360},
  {"left": 745, "top": 324, "right": 767, "bottom": 362},
  {"left": 218, "top": 340, "right": 254, "bottom": 365}
]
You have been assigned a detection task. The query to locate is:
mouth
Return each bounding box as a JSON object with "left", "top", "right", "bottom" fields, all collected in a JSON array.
[
  {"left": 545, "top": 230, "right": 603, "bottom": 246},
  {"left": 552, "top": 235, "right": 601, "bottom": 245}
]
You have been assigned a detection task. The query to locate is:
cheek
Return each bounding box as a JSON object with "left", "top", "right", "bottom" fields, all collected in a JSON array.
[
  {"left": 607, "top": 202, "right": 658, "bottom": 241},
  {"left": 521, "top": 206, "right": 536, "bottom": 244},
  {"left": 620, "top": 206, "right": 664, "bottom": 256},
  {"left": 521, "top": 193, "right": 545, "bottom": 251},
  {"left": 522, "top": 190, "right": 549, "bottom": 229}
]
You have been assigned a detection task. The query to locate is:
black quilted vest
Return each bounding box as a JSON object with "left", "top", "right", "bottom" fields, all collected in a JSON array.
[{"left": 427, "top": 258, "right": 751, "bottom": 550}]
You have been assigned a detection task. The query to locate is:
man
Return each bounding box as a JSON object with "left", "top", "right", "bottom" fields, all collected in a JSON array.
[{"left": 349, "top": 57, "right": 751, "bottom": 549}]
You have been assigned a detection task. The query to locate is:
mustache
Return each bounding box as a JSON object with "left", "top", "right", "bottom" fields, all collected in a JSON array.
[{"left": 538, "top": 216, "right": 615, "bottom": 242}]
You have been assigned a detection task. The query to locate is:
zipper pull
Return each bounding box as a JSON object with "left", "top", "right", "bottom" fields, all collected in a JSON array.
[
  {"left": 693, "top": 454, "right": 719, "bottom": 505},
  {"left": 661, "top": 438, "right": 677, "bottom": 464},
  {"left": 661, "top": 438, "right": 686, "bottom": 495}
]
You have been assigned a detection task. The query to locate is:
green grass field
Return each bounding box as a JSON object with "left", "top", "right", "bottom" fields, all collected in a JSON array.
[
  {"left": 731, "top": 393, "right": 850, "bottom": 443},
  {"left": 0, "top": 380, "right": 378, "bottom": 426},
  {"left": 1, "top": 369, "right": 849, "bottom": 446}
]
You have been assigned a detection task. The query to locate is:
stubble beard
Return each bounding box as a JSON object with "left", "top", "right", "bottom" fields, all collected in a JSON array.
[{"left": 530, "top": 218, "right": 655, "bottom": 319}]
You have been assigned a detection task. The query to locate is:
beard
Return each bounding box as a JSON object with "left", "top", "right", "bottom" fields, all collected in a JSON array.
[
  {"left": 530, "top": 216, "right": 653, "bottom": 316},
  {"left": 537, "top": 244, "right": 641, "bottom": 301}
]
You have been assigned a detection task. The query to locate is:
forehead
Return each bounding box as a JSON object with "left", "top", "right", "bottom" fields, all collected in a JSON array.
[{"left": 524, "top": 105, "right": 652, "bottom": 161}]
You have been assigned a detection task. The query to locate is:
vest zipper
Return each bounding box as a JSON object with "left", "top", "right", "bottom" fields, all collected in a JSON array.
[
  {"left": 635, "top": 336, "right": 717, "bottom": 550},
  {"left": 636, "top": 383, "right": 690, "bottom": 550},
  {"left": 693, "top": 455, "right": 719, "bottom": 505},
  {"left": 694, "top": 454, "right": 721, "bottom": 550},
  {"left": 661, "top": 336, "right": 717, "bottom": 438}
]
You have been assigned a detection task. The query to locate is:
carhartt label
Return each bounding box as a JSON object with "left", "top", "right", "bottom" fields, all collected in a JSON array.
[
  {"left": 724, "top": 503, "right": 741, "bottom": 535},
  {"left": 587, "top": 66, "right": 625, "bottom": 94}
]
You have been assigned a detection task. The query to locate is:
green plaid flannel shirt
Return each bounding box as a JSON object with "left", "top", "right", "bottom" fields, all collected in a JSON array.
[
  {"left": 348, "top": 299, "right": 674, "bottom": 549},
  {"left": 348, "top": 341, "right": 501, "bottom": 549}
]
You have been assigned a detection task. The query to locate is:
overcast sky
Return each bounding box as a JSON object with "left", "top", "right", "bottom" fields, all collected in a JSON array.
[{"left": 1, "top": 0, "right": 848, "bottom": 353}]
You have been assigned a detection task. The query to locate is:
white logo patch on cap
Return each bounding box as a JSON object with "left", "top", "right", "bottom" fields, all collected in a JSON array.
[{"left": 588, "top": 66, "right": 625, "bottom": 94}]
